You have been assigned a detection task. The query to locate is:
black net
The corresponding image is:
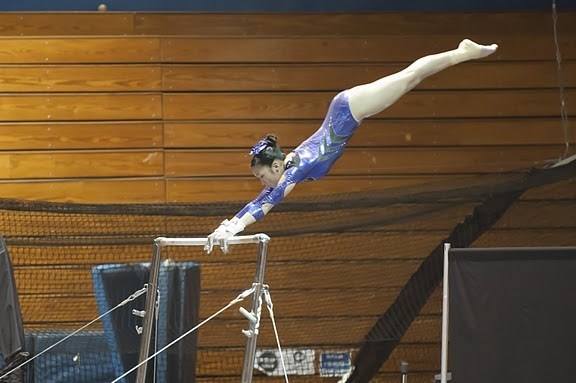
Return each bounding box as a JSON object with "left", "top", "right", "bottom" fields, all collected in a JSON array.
[{"left": 2, "top": 156, "right": 575, "bottom": 383}]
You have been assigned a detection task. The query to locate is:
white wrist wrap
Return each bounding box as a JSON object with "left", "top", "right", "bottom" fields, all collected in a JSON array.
[{"left": 216, "top": 218, "right": 245, "bottom": 236}]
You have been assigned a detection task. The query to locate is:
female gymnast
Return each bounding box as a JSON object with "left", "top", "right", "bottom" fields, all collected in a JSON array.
[{"left": 204, "top": 38, "right": 498, "bottom": 254}]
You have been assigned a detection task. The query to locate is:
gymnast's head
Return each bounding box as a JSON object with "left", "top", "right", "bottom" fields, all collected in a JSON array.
[{"left": 250, "top": 134, "right": 286, "bottom": 188}]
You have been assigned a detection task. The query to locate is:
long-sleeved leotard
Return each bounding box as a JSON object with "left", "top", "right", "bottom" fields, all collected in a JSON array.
[{"left": 235, "top": 90, "right": 360, "bottom": 221}]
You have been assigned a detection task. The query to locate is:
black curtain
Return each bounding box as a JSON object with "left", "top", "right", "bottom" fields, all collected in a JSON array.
[
  {"left": 0, "top": 235, "right": 25, "bottom": 361},
  {"left": 449, "top": 247, "right": 576, "bottom": 383}
]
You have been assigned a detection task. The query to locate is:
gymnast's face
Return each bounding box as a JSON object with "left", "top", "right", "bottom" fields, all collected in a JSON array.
[{"left": 251, "top": 160, "right": 284, "bottom": 188}]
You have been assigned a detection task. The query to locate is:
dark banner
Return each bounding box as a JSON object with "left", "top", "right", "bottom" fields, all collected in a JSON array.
[
  {"left": 449, "top": 247, "right": 576, "bottom": 383},
  {"left": 0, "top": 236, "right": 25, "bottom": 360}
]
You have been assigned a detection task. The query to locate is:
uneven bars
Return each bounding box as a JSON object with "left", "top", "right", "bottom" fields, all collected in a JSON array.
[{"left": 135, "top": 233, "right": 270, "bottom": 383}]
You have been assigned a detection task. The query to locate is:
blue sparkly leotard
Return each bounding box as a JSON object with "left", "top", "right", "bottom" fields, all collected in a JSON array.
[{"left": 235, "top": 91, "right": 361, "bottom": 221}]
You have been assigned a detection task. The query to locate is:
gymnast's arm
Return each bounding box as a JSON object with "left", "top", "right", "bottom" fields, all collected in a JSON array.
[
  {"left": 236, "top": 180, "right": 296, "bottom": 226},
  {"left": 204, "top": 178, "right": 296, "bottom": 253}
]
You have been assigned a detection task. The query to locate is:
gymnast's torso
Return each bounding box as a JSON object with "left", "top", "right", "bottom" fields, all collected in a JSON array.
[
  {"left": 246, "top": 91, "right": 361, "bottom": 214},
  {"left": 284, "top": 91, "right": 360, "bottom": 183},
  {"left": 234, "top": 91, "right": 361, "bottom": 220}
]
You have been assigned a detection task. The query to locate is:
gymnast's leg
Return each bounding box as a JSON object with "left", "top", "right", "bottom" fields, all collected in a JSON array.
[{"left": 346, "top": 39, "right": 498, "bottom": 122}]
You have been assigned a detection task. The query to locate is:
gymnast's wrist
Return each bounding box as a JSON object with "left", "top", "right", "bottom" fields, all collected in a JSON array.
[
  {"left": 216, "top": 218, "right": 245, "bottom": 235},
  {"left": 227, "top": 217, "right": 245, "bottom": 235}
]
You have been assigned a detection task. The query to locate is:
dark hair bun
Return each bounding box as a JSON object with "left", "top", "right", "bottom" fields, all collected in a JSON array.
[
  {"left": 264, "top": 134, "right": 278, "bottom": 148},
  {"left": 250, "top": 133, "right": 285, "bottom": 167}
]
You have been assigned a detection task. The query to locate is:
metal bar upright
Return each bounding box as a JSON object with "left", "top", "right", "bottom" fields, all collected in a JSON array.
[
  {"left": 440, "top": 243, "right": 451, "bottom": 383},
  {"left": 135, "top": 240, "right": 163, "bottom": 383},
  {"left": 241, "top": 234, "right": 270, "bottom": 383}
]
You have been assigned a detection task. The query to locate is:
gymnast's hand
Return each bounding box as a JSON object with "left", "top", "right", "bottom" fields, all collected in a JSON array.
[
  {"left": 204, "top": 228, "right": 234, "bottom": 254},
  {"left": 205, "top": 218, "right": 246, "bottom": 254}
]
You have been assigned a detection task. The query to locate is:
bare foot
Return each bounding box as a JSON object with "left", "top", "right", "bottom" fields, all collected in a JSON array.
[{"left": 458, "top": 38, "right": 498, "bottom": 60}]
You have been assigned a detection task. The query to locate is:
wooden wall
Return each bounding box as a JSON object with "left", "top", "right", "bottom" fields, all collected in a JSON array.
[
  {"left": 0, "top": 12, "right": 573, "bottom": 204},
  {"left": 2, "top": 11, "right": 576, "bottom": 383}
]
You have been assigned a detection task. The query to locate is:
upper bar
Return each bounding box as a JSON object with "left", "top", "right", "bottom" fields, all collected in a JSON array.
[{"left": 155, "top": 234, "right": 270, "bottom": 247}]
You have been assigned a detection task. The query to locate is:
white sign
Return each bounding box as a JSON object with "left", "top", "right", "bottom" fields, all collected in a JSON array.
[{"left": 255, "top": 348, "right": 315, "bottom": 376}]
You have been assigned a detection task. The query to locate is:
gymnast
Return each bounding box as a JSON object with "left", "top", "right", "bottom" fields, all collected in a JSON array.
[{"left": 204, "top": 39, "right": 498, "bottom": 254}]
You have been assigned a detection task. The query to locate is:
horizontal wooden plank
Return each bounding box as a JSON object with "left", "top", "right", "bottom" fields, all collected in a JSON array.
[
  {"left": 382, "top": 344, "right": 440, "bottom": 373},
  {"left": 163, "top": 89, "right": 576, "bottom": 120},
  {"left": 0, "top": 13, "right": 135, "bottom": 36},
  {"left": 163, "top": 61, "right": 576, "bottom": 91},
  {"left": 9, "top": 232, "right": 444, "bottom": 265},
  {"left": 0, "top": 211, "right": 203, "bottom": 238},
  {"left": 166, "top": 173, "right": 576, "bottom": 202},
  {"left": 0, "top": 37, "right": 160, "bottom": 64},
  {"left": 197, "top": 317, "right": 377, "bottom": 347},
  {"left": 476, "top": 228, "right": 576, "bottom": 247},
  {"left": 135, "top": 12, "right": 576, "bottom": 36},
  {"left": 8, "top": 228, "right": 575, "bottom": 267},
  {"left": 248, "top": 201, "right": 575, "bottom": 233},
  {"left": 165, "top": 146, "right": 566, "bottom": 177},
  {"left": 8, "top": 228, "right": 575, "bottom": 266},
  {"left": 266, "top": 203, "right": 477, "bottom": 233},
  {"left": 0, "top": 65, "right": 161, "bottom": 92},
  {"left": 1, "top": 12, "right": 573, "bottom": 38},
  {"left": 522, "top": 178, "right": 576, "bottom": 200},
  {"left": 362, "top": 200, "right": 576, "bottom": 234},
  {"left": 201, "top": 288, "right": 443, "bottom": 319},
  {"left": 190, "top": 315, "right": 441, "bottom": 346},
  {"left": 0, "top": 150, "right": 164, "bottom": 178},
  {"left": 19, "top": 323, "right": 92, "bottom": 337},
  {"left": 13, "top": 260, "right": 422, "bottom": 294},
  {"left": 0, "top": 210, "right": 178, "bottom": 238},
  {"left": 2, "top": 199, "right": 570, "bottom": 244},
  {"left": 10, "top": 229, "right": 575, "bottom": 282},
  {"left": 165, "top": 176, "right": 447, "bottom": 202},
  {"left": 20, "top": 295, "right": 98, "bottom": 324},
  {"left": 14, "top": 267, "right": 96, "bottom": 295},
  {"left": 10, "top": 245, "right": 156, "bottom": 267},
  {"left": 166, "top": 175, "right": 536, "bottom": 205},
  {"left": 22, "top": 316, "right": 378, "bottom": 347},
  {"left": 400, "top": 316, "right": 442, "bottom": 344},
  {"left": 0, "top": 178, "right": 166, "bottom": 203},
  {"left": 238, "top": 201, "right": 478, "bottom": 233},
  {"left": 161, "top": 35, "right": 576, "bottom": 63},
  {"left": 0, "top": 169, "right": 567, "bottom": 204},
  {"left": 0, "top": 122, "right": 162, "bottom": 150},
  {"left": 0, "top": 214, "right": 231, "bottom": 242},
  {"left": 18, "top": 287, "right": 442, "bottom": 324},
  {"left": 164, "top": 118, "right": 575, "bottom": 148},
  {"left": 0, "top": 93, "right": 162, "bottom": 121},
  {"left": 494, "top": 200, "right": 576, "bottom": 229}
]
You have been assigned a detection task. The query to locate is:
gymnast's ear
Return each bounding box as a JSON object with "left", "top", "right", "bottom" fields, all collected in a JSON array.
[{"left": 272, "top": 159, "right": 283, "bottom": 173}]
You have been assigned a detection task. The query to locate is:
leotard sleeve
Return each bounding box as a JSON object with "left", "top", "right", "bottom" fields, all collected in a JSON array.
[{"left": 234, "top": 166, "right": 303, "bottom": 221}]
